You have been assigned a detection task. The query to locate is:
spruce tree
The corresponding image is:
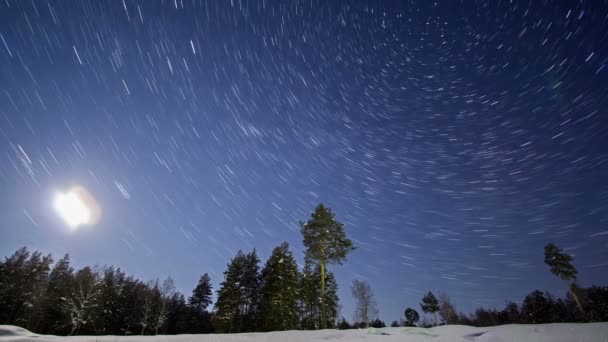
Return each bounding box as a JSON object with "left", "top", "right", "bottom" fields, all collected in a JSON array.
[
  {"left": 41, "top": 253, "right": 74, "bottom": 335},
  {"left": 187, "top": 273, "right": 213, "bottom": 333},
  {"left": 189, "top": 273, "right": 212, "bottom": 312},
  {"left": 420, "top": 291, "right": 440, "bottom": 325},
  {"left": 300, "top": 204, "right": 355, "bottom": 328},
  {"left": 94, "top": 267, "right": 125, "bottom": 334},
  {"left": 259, "top": 242, "right": 299, "bottom": 331},
  {"left": 0, "top": 247, "right": 52, "bottom": 327},
  {"left": 165, "top": 292, "right": 188, "bottom": 334},
  {"left": 213, "top": 250, "right": 260, "bottom": 333},
  {"left": 544, "top": 243, "right": 584, "bottom": 314}
]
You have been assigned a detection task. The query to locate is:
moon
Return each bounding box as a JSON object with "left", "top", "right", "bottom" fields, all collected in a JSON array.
[{"left": 53, "top": 186, "right": 101, "bottom": 228}]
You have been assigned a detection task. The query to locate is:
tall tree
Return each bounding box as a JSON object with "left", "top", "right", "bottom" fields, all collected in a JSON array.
[
  {"left": 187, "top": 273, "right": 213, "bottom": 334},
  {"left": 300, "top": 203, "right": 355, "bottom": 328},
  {"left": 154, "top": 277, "right": 176, "bottom": 334},
  {"left": 420, "top": 291, "right": 440, "bottom": 326},
  {"left": 94, "top": 266, "right": 125, "bottom": 334},
  {"left": 64, "top": 266, "right": 100, "bottom": 335},
  {"left": 544, "top": 243, "right": 584, "bottom": 314},
  {"left": 299, "top": 258, "right": 339, "bottom": 329},
  {"left": 41, "top": 254, "right": 74, "bottom": 335},
  {"left": 0, "top": 247, "right": 52, "bottom": 328},
  {"left": 404, "top": 307, "right": 420, "bottom": 326},
  {"left": 213, "top": 250, "right": 260, "bottom": 333},
  {"left": 140, "top": 280, "right": 162, "bottom": 335},
  {"left": 189, "top": 273, "right": 212, "bottom": 312},
  {"left": 259, "top": 242, "right": 299, "bottom": 331},
  {"left": 351, "top": 279, "right": 378, "bottom": 327}
]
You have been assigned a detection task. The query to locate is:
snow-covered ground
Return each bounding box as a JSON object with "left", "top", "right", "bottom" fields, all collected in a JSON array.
[{"left": 1, "top": 324, "right": 608, "bottom": 342}]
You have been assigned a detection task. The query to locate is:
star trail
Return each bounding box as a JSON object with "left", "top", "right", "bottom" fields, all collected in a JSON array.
[{"left": 1, "top": 0, "right": 607, "bottom": 322}]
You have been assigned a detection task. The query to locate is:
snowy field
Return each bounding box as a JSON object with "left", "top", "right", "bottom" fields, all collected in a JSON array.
[{"left": 2, "top": 324, "right": 608, "bottom": 342}]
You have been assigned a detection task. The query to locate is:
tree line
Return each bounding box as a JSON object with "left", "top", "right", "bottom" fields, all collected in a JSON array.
[
  {"left": 0, "top": 203, "right": 356, "bottom": 335},
  {"left": 378, "top": 243, "right": 607, "bottom": 328}
]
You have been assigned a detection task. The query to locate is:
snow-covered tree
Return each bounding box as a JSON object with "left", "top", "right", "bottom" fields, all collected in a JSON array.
[
  {"left": 63, "top": 266, "right": 100, "bottom": 335},
  {"left": 153, "top": 277, "right": 175, "bottom": 334}
]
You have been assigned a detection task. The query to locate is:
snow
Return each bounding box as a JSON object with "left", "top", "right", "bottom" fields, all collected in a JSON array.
[{"left": 2, "top": 324, "right": 608, "bottom": 342}]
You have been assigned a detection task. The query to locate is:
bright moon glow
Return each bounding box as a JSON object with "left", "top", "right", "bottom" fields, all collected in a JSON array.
[
  {"left": 53, "top": 186, "right": 101, "bottom": 228},
  {"left": 53, "top": 191, "right": 91, "bottom": 228}
]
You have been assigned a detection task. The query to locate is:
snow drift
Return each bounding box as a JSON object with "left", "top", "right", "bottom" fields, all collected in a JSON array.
[{"left": 1, "top": 323, "right": 607, "bottom": 342}]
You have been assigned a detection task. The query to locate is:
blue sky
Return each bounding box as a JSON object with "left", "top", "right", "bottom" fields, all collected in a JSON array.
[{"left": 1, "top": 0, "right": 607, "bottom": 323}]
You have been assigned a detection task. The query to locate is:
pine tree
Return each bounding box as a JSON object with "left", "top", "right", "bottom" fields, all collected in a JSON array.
[
  {"left": 420, "top": 291, "right": 440, "bottom": 326},
  {"left": 298, "top": 258, "right": 339, "bottom": 329},
  {"left": 0, "top": 247, "right": 52, "bottom": 328},
  {"left": 259, "top": 242, "right": 299, "bottom": 331},
  {"left": 119, "top": 276, "right": 146, "bottom": 335},
  {"left": 213, "top": 250, "right": 260, "bottom": 333},
  {"left": 189, "top": 273, "right": 212, "bottom": 312},
  {"left": 165, "top": 292, "right": 188, "bottom": 334},
  {"left": 94, "top": 266, "right": 125, "bottom": 334},
  {"left": 22, "top": 250, "right": 53, "bottom": 332},
  {"left": 544, "top": 243, "right": 584, "bottom": 314},
  {"left": 186, "top": 273, "right": 213, "bottom": 334},
  {"left": 300, "top": 203, "right": 355, "bottom": 328},
  {"left": 41, "top": 253, "right": 74, "bottom": 335},
  {"left": 521, "top": 290, "right": 552, "bottom": 324}
]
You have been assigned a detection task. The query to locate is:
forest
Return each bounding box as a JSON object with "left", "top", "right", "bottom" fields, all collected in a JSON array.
[{"left": 1, "top": 205, "right": 607, "bottom": 336}]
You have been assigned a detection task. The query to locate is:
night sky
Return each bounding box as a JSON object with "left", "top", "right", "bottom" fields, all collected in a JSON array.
[{"left": 1, "top": 0, "right": 608, "bottom": 323}]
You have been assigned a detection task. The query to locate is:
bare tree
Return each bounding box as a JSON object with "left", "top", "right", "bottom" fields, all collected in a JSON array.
[
  {"left": 351, "top": 279, "right": 378, "bottom": 327},
  {"left": 140, "top": 280, "right": 161, "bottom": 335},
  {"left": 438, "top": 293, "right": 458, "bottom": 325},
  {"left": 153, "top": 277, "right": 175, "bottom": 334}
]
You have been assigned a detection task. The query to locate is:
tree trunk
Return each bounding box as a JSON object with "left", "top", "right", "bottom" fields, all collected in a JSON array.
[
  {"left": 433, "top": 312, "right": 437, "bottom": 326},
  {"left": 567, "top": 282, "right": 585, "bottom": 315},
  {"left": 320, "top": 259, "right": 326, "bottom": 329}
]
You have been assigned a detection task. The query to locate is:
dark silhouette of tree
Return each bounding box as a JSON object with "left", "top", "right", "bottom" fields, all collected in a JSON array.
[
  {"left": 521, "top": 290, "right": 552, "bottom": 324},
  {"left": 189, "top": 273, "right": 212, "bottom": 312},
  {"left": 544, "top": 243, "right": 584, "bottom": 314},
  {"left": 404, "top": 307, "right": 420, "bottom": 326},
  {"left": 420, "top": 291, "right": 440, "bottom": 325},
  {"left": 213, "top": 250, "right": 260, "bottom": 333},
  {"left": 259, "top": 242, "right": 299, "bottom": 331},
  {"left": 40, "top": 253, "right": 74, "bottom": 335},
  {"left": 301, "top": 204, "right": 355, "bottom": 328}
]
